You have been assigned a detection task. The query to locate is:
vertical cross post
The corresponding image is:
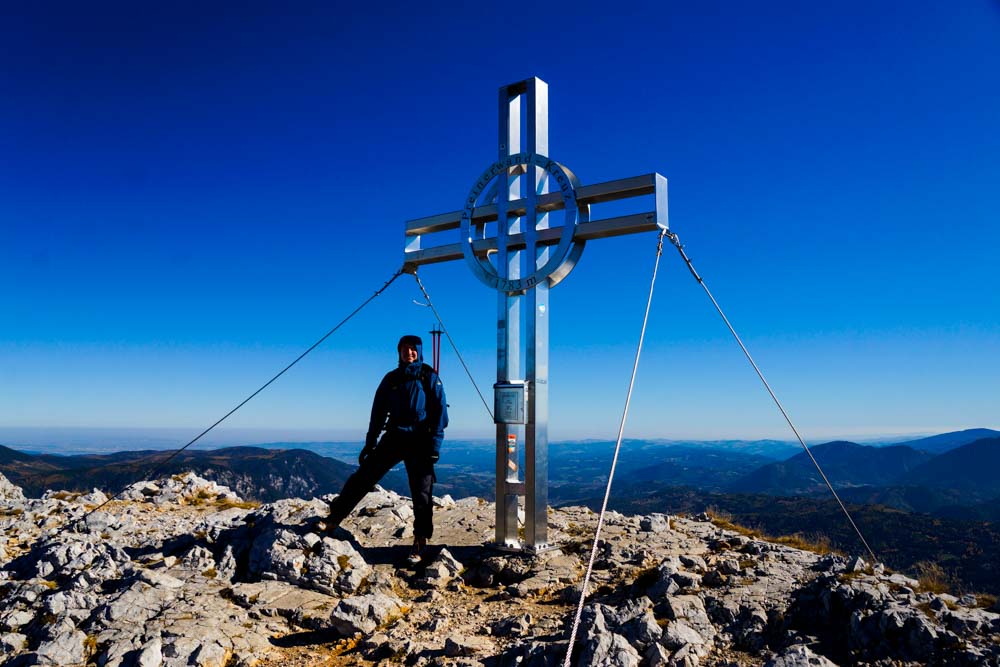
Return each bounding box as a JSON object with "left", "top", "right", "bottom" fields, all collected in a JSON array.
[
  {"left": 494, "top": 79, "right": 551, "bottom": 549},
  {"left": 495, "top": 83, "right": 522, "bottom": 547},
  {"left": 523, "top": 80, "right": 550, "bottom": 549}
]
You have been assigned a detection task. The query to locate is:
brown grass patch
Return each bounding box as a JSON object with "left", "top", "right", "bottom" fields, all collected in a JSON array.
[
  {"left": 773, "top": 533, "right": 833, "bottom": 555},
  {"left": 976, "top": 594, "right": 997, "bottom": 609},
  {"left": 215, "top": 498, "right": 259, "bottom": 510},
  {"left": 84, "top": 635, "right": 98, "bottom": 658},
  {"left": 707, "top": 509, "right": 761, "bottom": 539},
  {"left": 706, "top": 511, "right": 837, "bottom": 555},
  {"left": 913, "top": 561, "right": 953, "bottom": 595}
]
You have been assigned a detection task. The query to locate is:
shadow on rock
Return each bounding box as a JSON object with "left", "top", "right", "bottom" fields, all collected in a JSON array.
[{"left": 269, "top": 628, "right": 344, "bottom": 648}]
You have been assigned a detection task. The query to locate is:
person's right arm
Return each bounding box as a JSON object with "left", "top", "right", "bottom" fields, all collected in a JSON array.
[{"left": 362, "top": 373, "right": 391, "bottom": 463}]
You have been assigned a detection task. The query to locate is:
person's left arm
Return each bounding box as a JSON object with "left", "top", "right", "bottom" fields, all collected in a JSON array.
[{"left": 426, "top": 371, "right": 448, "bottom": 462}]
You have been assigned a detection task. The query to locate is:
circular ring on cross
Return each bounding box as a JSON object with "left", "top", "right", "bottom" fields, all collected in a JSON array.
[{"left": 459, "top": 153, "right": 588, "bottom": 294}]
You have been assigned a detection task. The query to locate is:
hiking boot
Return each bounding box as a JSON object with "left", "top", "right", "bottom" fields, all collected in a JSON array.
[
  {"left": 304, "top": 516, "right": 328, "bottom": 533},
  {"left": 406, "top": 537, "right": 428, "bottom": 565},
  {"left": 307, "top": 516, "right": 343, "bottom": 538}
]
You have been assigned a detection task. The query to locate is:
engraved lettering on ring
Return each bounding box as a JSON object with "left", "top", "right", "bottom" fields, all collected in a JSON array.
[{"left": 460, "top": 152, "right": 580, "bottom": 295}]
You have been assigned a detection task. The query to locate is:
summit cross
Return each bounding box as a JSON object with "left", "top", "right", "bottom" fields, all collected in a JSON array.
[{"left": 403, "top": 77, "right": 668, "bottom": 552}]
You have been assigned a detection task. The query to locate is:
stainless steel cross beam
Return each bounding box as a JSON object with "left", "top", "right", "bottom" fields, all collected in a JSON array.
[
  {"left": 401, "top": 77, "right": 668, "bottom": 553},
  {"left": 403, "top": 173, "right": 668, "bottom": 268}
]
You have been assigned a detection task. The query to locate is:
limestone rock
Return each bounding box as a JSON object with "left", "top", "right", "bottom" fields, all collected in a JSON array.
[
  {"left": 358, "top": 631, "right": 414, "bottom": 661},
  {"left": 578, "top": 631, "right": 641, "bottom": 667},
  {"left": 0, "top": 473, "right": 25, "bottom": 502},
  {"left": 136, "top": 636, "right": 163, "bottom": 667},
  {"left": 660, "top": 594, "right": 715, "bottom": 642},
  {"left": 764, "top": 644, "right": 838, "bottom": 666},
  {"left": 228, "top": 580, "right": 338, "bottom": 629},
  {"left": 248, "top": 527, "right": 370, "bottom": 595},
  {"left": 329, "top": 592, "right": 405, "bottom": 635},
  {"left": 444, "top": 633, "right": 494, "bottom": 656},
  {"left": 419, "top": 547, "right": 463, "bottom": 588},
  {"left": 33, "top": 628, "right": 88, "bottom": 666},
  {"left": 0, "top": 632, "right": 27, "bottom": 654},
  {"left": 82, "top": 509, "right": 119, "bottom": 534},
  {"left": 434, "top": 494, "right": 456, "bottom": 508},
  {"left": 491, "top": 613, "right": 532, "bottom": 637},
  {"left": 644, "top": 642, "right": 672, "bottom": 667},
  {"left": 641, "top": 513, "right": 670, "bottom": 533},
  {"left": 181, "top": 545, "right": 216, "bottom": 572}
]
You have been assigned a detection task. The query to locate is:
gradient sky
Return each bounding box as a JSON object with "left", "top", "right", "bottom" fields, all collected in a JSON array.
[{"left": 2, "top": 1, "right": 998, "bottom": 447}]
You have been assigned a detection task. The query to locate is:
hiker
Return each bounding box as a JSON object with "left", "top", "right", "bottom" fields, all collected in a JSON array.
[{"left": 326, "top": 334, "right": 448, "bottom": 563}]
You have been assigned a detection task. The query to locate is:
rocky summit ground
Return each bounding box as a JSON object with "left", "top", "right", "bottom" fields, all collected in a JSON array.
[{"left": 1, "top": 471, "right": 999, "bottom": 667}]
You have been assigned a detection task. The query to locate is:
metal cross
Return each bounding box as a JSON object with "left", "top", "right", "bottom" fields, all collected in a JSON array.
[{"left": 403, "top": 77, "right": 668, "bottom": 552}]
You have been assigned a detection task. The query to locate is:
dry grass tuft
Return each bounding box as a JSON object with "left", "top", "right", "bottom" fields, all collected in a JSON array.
[
  {"left": 706, "top": 510, "right": 836, "bottom": 555},
  {"left": 706, "top": 509, "right": 761, "bottom": 539},
  {"left": 330, "top": 634, "right": 360, "bottom": 656},
  {"left": 215, "top": 497, "right": 259, "bottom": 510},
  {"left": 913, "top": 561, "right": 953, "bottom": 595},
  {"left": 976, "top": 594, "right": 997, "bottom": 609},
  {"left": 773, "top": 533, "right": 833, "bottom": 555}
]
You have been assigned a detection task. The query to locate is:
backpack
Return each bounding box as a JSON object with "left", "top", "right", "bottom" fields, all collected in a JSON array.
[{"left": 391, "top": 363, "right": 436, "bottom": 398}]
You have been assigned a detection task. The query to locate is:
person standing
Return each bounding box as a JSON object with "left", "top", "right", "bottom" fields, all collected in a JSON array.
[{"left": 326, "top": 334, "right": 448, "bottom": 562}]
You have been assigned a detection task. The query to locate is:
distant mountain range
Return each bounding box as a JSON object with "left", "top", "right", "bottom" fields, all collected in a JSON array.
[
  {"left": 0, "top": 445, "right": 412, "bottom": 503},
  {"left": 900, "top": 436, "right": 1000, "bottom": 496},
  {"left": 728, "top": 431, "right": 1000, "bottom": 509},
  {"left": 728, "top": 441, "right": 935, "bottom": 495},
  {"left": 893, "top": 428, "right": 1000, "bottom": 455},
  {"left": 3, "top": 428, "right": 997, "bottom": 512}
]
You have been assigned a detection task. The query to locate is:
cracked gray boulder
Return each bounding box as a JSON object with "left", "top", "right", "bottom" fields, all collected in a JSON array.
[
  {"left": 248, "top": 526, "right": 370, "bottom": 595},
  {"left": 329, "top": 591, "right": 406, "bottom": 635},
  {"left": 419, "top": 547, "right": 463, "bottom": 588},
  {"left": 577, "top": 632, "right": 641, "bottom": 667},
  {"left": 444, "top": 633, "right": 494, "bottom": 657},
  {"left": 660, "top": 594, "right": 715, "bottom": 645},
  {"left": 764, "top": 644, "right": 838, "bottom": 667},
  {"left": 33, "top": 628, "right": 88, "bottom": 666},
  {"left": 0, "top": 473, "right": 25, "bottom": 502},
  {"left": 573, "top": 601, "right": 655, "bottom": 666},
  {"left": 31, "top": 535, "right": 131, "bottom": 582}
]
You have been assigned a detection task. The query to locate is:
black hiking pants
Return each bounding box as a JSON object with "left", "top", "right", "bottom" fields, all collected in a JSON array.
[{"left": 326, "top": 431, "right": 436, "bottom": 539}]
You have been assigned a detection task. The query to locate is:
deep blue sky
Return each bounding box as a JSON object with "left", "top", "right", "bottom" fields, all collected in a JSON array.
[{"left": 2, "top": 1, "right": 998, "bottom": 446}]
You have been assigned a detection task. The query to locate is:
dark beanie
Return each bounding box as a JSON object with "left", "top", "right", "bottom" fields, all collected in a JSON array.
[{"left": 398, "top": 334, "right": 423, "bottom": 349}]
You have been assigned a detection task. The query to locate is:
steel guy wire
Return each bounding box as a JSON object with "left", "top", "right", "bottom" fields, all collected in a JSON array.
[
  {"left": 93, "top": 267, "right": 405, "bottom": 515},
  {"left": 664, "top": 231, "right": 879, "bottom": 564},
  {"left": 410, "top": 270, "right": 495, "bottom": 422},
  {"left": 2, "top": 267, "right": 405, "bottom": 599},
  {"left": 564, "top": 229, "right": 667, "bottom": 667},
  {"left": 6, "top": 268, "right": 406, "bottom": 500}
]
